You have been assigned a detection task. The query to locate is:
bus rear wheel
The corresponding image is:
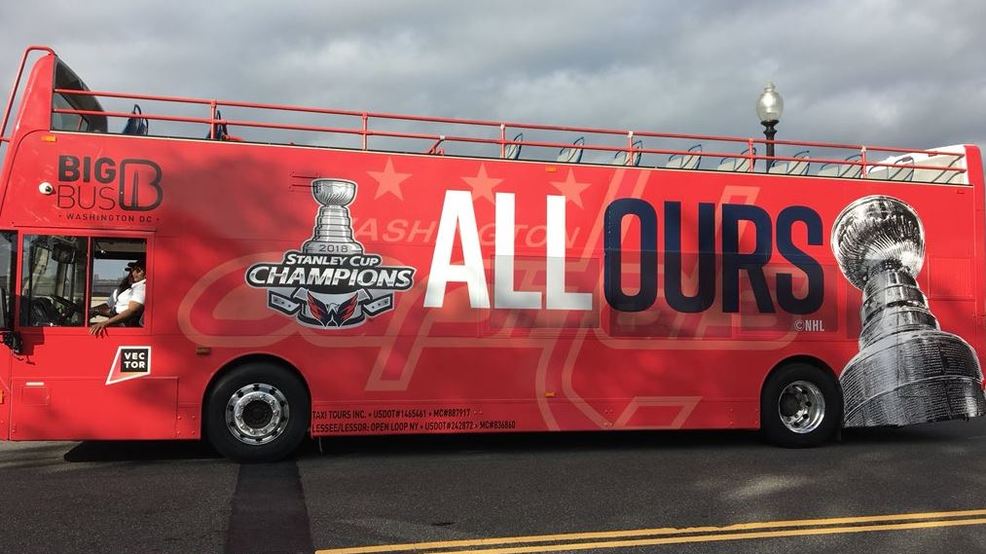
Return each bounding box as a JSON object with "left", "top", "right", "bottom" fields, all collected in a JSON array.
[
  {"left": 761, "top": 363, "right": 842, "bottom": 447},
  {"left": 205, "top": 363, "right": 309, "bottom": 462}
]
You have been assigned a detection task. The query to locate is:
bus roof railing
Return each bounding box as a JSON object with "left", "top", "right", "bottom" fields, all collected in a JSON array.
[
  {"left": 0, "top": 46, "right": 56, "bottom": 144},
  {"left": 44, "top": 82, "right": 968, "bottom": 183}
]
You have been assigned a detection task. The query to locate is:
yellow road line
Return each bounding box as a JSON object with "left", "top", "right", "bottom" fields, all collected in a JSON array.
[
  {"left": 316, "top": 508, "right": 986, "bottom": 554},
  {"left": 434, "top": 517, "right": 986, "bottom": 554}
]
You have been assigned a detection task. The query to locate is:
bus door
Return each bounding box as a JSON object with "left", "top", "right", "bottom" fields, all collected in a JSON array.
[
  {"left": 0, "top": 231, "right": 16, "bottom": 440},
  {"left": 7, "top": 233, "right": 177, "bottom": 440}
]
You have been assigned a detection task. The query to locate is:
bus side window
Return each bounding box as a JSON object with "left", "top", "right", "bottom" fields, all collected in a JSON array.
[
  {"left": 88, "top": 238, "right": 147, "bottom": 328},
  {"left": 20, "top": 235, "right": 88, "bottom": 327},
  {"left": 51, "top": 93, "right": 100, "bottom": 132},
  {"left": 0, "top": 231, "right": 15, "bottom": 329}
]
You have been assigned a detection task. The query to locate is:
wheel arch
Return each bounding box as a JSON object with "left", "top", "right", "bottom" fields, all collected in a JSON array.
[
  {"left": 201, "top": 353, "right": 311, "bottom": 435},
  {"left": 762, "top": 355, "right": 839, "bottom": 386}
]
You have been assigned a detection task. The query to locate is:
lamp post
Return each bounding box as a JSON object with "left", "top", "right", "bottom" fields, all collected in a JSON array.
[{"left": 756, "top": 82, "right": 783, "bottom": 171}]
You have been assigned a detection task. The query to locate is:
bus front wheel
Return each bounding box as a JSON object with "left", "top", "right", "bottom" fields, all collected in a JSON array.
[
  {"left": 761, "top": 363, "right": 842, "bottom": 447},
  {"left": 205, "top": 363, "right": 309, "bottom": 462}
]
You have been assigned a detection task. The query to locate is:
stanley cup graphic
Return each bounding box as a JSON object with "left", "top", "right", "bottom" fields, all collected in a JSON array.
[
  {"left": 302, "top": 179, "right": 364, "bottom": 255},
  {"left": 832, "top": 195, "right": 986, "bottom": 427}
]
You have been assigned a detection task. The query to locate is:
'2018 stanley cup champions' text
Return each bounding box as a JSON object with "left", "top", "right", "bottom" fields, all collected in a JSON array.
[{"left": 247, "top": 179, "right": 415, "bottom": 328}]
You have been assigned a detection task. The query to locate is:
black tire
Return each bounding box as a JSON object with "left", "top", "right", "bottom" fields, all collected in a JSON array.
[
  {"left": 761, "top": 363, "right": 842, "bottom": 447},
  {"left": 205, "top": 363, "right": 309, "bottom": 462}
]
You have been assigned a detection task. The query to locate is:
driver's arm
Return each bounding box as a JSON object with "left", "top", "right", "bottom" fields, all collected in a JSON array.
[
  {"left": 89, "top": 300, "right": 143, "bottom": 335},
  {"left": 89, "top": 303, "right": 113, "bottom": 318}
]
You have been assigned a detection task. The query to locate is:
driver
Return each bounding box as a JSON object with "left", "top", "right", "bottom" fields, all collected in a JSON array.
[{"left": 89, "top": 258, "right": 146, "bottom": 335}]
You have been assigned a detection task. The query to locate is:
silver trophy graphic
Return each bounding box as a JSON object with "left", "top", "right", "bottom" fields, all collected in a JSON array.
[
  {"left": 832, "top": 195, "right": 986, "bottom": 427},
  {"left": 302, "top": 178, "right": 364, "bottom": 255}
]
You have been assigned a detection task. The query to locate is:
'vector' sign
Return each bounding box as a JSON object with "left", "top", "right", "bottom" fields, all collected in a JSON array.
[{"left": 106, "top": 346, "right": 152, "bottom": 385}]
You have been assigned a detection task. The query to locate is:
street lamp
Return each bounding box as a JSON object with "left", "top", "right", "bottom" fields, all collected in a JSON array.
[{"left": 756, "top": 82, "right": 783, "bottom": 170}]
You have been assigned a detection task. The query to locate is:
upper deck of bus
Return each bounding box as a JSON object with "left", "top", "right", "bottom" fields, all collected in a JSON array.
[{"left": 0, "top": 46, "right": 972, "bottom": 189}]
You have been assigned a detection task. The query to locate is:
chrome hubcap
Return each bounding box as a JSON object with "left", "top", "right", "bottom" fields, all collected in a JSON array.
[
  {"left": 225, "top": 383, "right": 289, "bottom": 445},
  {"left": 778, "top": 380, "right": 825, "bottom": 434}
]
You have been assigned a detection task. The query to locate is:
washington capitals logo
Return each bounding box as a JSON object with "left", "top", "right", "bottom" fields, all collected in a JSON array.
[
  {"left": 306, "top": 291, "right": 359, "bottom": 327},
  {"left": 245, "top": 178, "right": 415, "bottom": 329}
]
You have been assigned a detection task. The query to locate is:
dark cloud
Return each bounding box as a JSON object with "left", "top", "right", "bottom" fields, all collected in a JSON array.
[{"left": 1, "top": 0, "right": 984, "bottom": 158}]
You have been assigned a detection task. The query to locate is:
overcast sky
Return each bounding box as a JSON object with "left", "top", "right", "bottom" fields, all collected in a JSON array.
[{"left": 2, "top": 1, "right": 985, "bottom": 161}]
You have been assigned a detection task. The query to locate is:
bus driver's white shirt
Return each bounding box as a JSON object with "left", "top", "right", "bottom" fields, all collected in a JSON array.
[{"left": 112, "top": 280, "right": 146, "bottom": 314}]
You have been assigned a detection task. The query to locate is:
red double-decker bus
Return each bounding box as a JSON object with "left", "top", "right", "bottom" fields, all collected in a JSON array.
[{"left": 0, "top": 46, "right": 982, "bottom": 461}]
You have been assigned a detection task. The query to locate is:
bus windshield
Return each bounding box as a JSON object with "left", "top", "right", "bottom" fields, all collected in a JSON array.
[{"left": 51, "top": 59, "right": 107, "bottom": 133}]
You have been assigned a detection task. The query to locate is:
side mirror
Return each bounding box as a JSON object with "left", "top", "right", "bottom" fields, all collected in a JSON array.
[
  {"left": 2, "top": 330, "right": 21, "bottom": 354},
  {"left": 52, "top": 243, "right": 77, "bottom": 264}
]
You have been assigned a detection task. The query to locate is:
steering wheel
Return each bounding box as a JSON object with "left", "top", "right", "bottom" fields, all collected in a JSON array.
[
  {"left": 48, "top": 295, "right": 84, "bottom": 325},
  {"left": 29, "top": 298, "right": 56, "bottom": 326}
]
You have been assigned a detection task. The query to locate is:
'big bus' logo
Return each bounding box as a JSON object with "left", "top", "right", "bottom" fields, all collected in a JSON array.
[
  {"left": 245, "top": 178, "right": 416, "bottom": 329},
  {"left": 57, "top": 155, "right": 164, "bottom": 211}
]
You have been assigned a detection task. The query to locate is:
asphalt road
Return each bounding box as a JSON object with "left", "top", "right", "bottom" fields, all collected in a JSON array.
[{"left": 2, "top": 418, "right": 986, "bottom": 553}]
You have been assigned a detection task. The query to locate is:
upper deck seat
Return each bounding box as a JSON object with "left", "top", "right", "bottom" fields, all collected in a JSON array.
[
  {"left": 611, "top": 139, "right": 643, "bottom": 166},
  {"left": 817, "top": 154, "right": 862, "bottom": 178},
  {"left": 887, "top": 156, "right": 915, "bottom": 181},
  {"left": 503, "top": 133, "right": 523, "bottom": 160},
  {"left": 767, "top": 150, "right": 810, "bottom": 175},
  {"left": 208, "top": 109, "right": 229, "bottom": 140},
  {"left": 665, "top": 144, "right": 703, "bottom": 170},
  {"left": 911, "top": 153, "right": 964, "bottom": 183},
  {"left": 206, "top": 109, "right": 242, "bottom": 141},
  {"left": 867, "top": 155, "right": 914, "bottom": 181},
  {"left": 718, "top": 147, "right": 755, "bottom": 172},
  {"left": 557, "top": 137, "right": 585, "bottom": 163},
  {"left": 841, "top": 154, "right": 863, "bottom": 178},
  {"left": 121, "top": 104, "right": 149, "bottom": 136}
]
